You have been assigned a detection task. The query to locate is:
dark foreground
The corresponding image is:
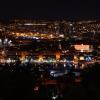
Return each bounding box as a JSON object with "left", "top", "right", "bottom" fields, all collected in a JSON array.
[{"left": 0, "top": 63, "right": 100, "bottom": 100}]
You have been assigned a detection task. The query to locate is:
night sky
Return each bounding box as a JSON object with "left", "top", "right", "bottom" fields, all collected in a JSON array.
[{"left": 0, "top": 0, "right": 99, "bottom": 20}]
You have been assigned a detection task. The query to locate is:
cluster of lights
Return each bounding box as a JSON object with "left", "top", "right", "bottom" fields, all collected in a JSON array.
[
  {"left": 0, "top": 53, "right": 95, "bottom": 70},
  {"left": 0, "top": 38, "right": 12, "bottom": 46},
  {"left": 74, "top": 22, "right": 100, "bottom": 34},
  {"left": 0, "top": 58, "right": 16, "bottom": 64},
  {"left": 10, "top": 32, "right": 65, "bottom": 40}
]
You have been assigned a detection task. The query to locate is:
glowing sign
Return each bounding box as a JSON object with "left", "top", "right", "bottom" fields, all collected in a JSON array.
[{"left": 74, "top": 44, "right": 90, "bottom": 52}]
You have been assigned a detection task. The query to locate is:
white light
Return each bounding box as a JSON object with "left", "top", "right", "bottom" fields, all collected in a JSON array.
[
  {"left": 7, "top": 58, "right": 12, "bottom": 63},
  {"left": 50, "top": 70, "right": 56, "bottom": 74},
  {"left": 8, "top": 40, "right": 12, "bottom": 45},
  {"left": 63, "top": 59, "right": 67, "bottom": 62},
  {"left": 70, "top": 23, "right": 73, "bottom": 26},
  {"left": 0, "top": 39, "right": 2, "bottom": 42},
  {"left": 52, "top": 95, "right": 58, "bottom": 100},
  {"left": 24, "top": 59, "right": 29, "bottom": 63},
  {"left": 80, "top": 49, "right": 84, "bottom": 52},
  {"left": 24, "top": 23, "right": 46, "bottom": 26},
  {"left": 24, "top": 23, "right": 33, "bottom": 25},
  {"left": 32, "top": 37, "right": 39, "bottom": 40},
  {"left": 4, "top": 38, "right": 8, "bottom": 44},
  {"left": 0, "top": 39, "right": 2, "bottom": 45},
  {"left": 59, "top": 34, "right": 64, "bottom": 38},
  {"left": 4, "top": 38, "right": 8, "bottom": 42},
  {"left": 64, "top": 64, "right": 66, "bottom": 67},
  {"left": 9, "top": 40, "right": 12, "bottom": 43}
]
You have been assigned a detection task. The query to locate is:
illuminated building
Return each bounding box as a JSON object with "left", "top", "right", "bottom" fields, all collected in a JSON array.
[{"left": 74, "top": 44, "right": 93, "bottom": 52}]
